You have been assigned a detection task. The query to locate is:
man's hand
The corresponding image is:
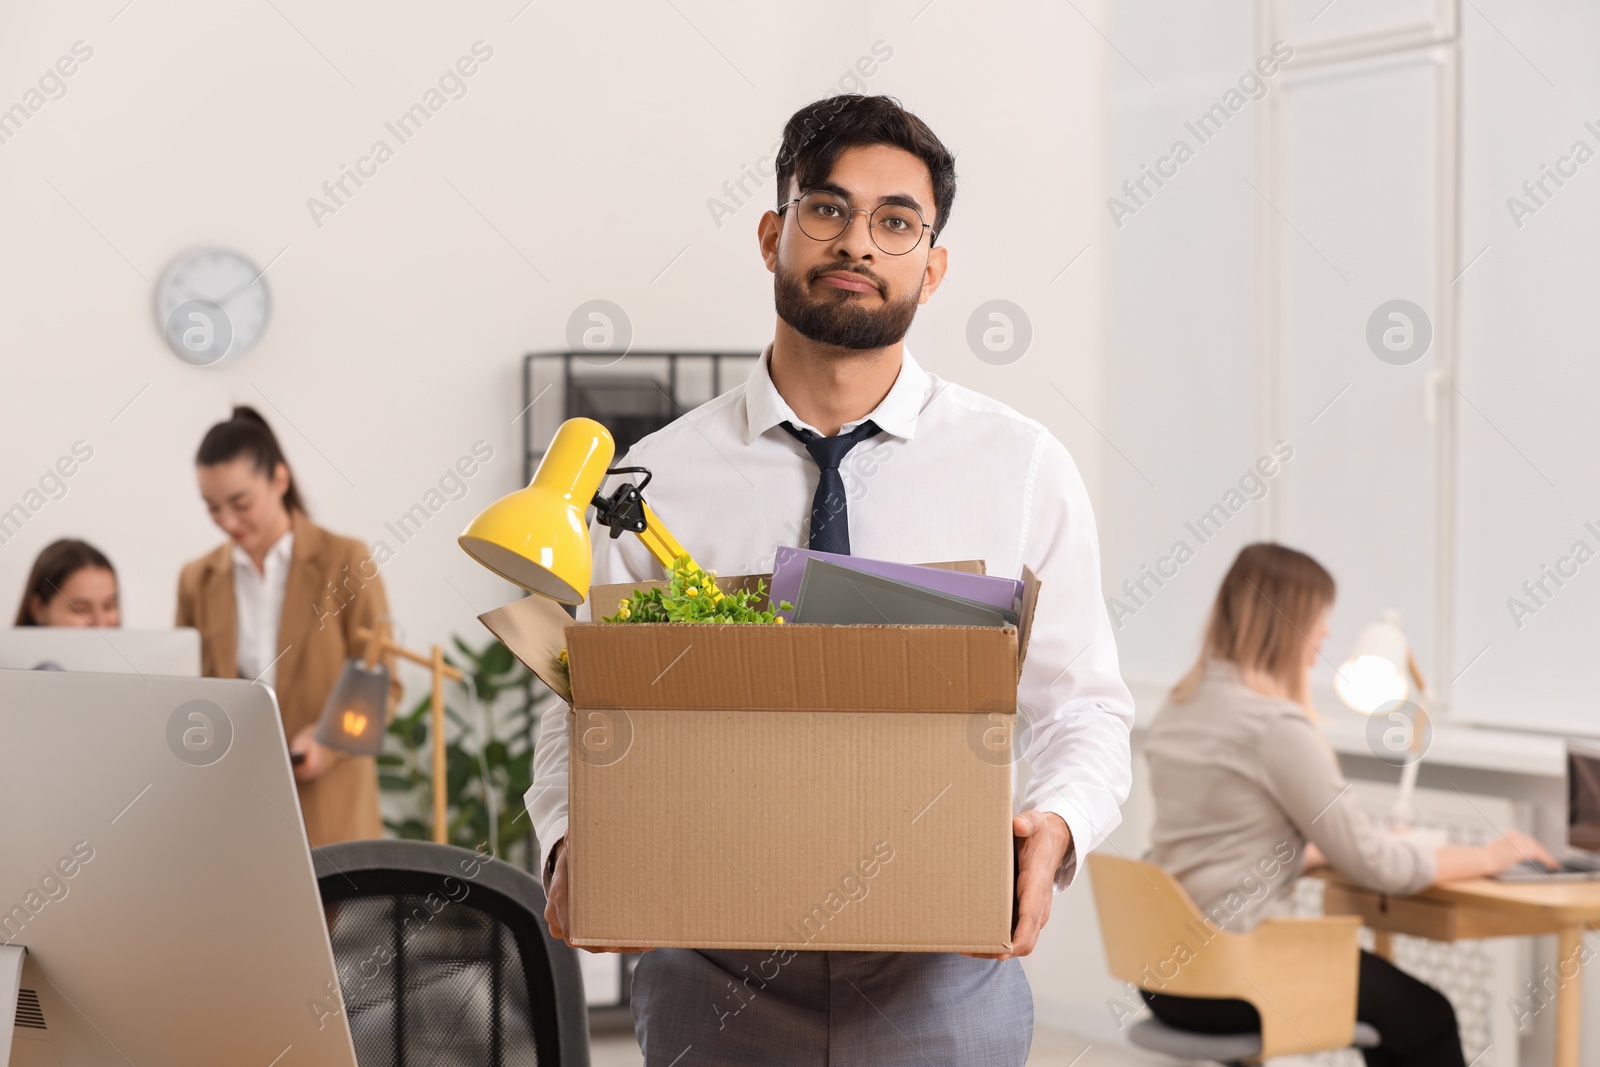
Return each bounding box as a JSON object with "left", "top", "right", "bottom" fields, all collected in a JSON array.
[
  {"left": 962, "top": 810, "right": 1072, "bottom": 962},
  {"left": 543, "top": 838, "right": 652, "bottom": 954},
  {"left": 289, "top": 726, "right": 333, "bottom": 783}
]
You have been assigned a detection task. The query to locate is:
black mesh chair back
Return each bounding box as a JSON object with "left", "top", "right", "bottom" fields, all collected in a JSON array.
[{"left": 312, "top": 839, "right": 589, "bottom": 1067}]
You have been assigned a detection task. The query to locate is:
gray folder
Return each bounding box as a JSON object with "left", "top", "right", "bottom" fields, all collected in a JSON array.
[{"left": 790, "top": 557, "right": 1017, "bottom": 627}]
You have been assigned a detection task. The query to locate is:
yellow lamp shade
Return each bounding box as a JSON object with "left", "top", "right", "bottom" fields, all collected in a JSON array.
[{"left": 459, "top": 417, "right": 616, "bottom": 604}]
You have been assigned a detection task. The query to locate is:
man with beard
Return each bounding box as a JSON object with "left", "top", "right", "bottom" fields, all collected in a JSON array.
[{"left": 527, "top": 94, "right": 1133, "bottom": 1065}]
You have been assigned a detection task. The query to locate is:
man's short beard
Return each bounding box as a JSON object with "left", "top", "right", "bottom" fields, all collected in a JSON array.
[{"left": 774, "top": 263, "right": 920, "bottom": 351}]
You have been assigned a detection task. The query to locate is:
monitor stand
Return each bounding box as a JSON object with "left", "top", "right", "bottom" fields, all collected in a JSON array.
[{"left": 1, "top": 944, "right": 25, "bottom": 1067}]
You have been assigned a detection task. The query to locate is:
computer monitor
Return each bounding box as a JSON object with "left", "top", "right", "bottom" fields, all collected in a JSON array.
[
  {"left": 0, "top": 628, "right": 201, "bottom": 677},
  {"left": 1567, "top": 740, "right": 1600, "bottom": 854},
  {"left": 1, "top": 668, "right": 358, "bottom": 1066}
]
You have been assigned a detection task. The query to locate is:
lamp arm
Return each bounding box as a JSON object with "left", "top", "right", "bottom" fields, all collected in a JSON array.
[
  {"left": 353, "top": 626, "right": 466, "bottom": 682},
  {"left": 1406, "top": 650, "right": 1431, "bottom": 703},
  {"left": 361, "top": 618, "right": 391, "bottom": 669},
  {"left": 351, "top": 626, "right": 465, "bottom": 845},
  {"left": 1394, "top": 759, "right": 1419, "bottom": 828},
  {"left": 636, "top": 502, "right": 693, "bottom": 570},
  {"left": 590, "top": 466, "right": 706, "bottom": 576},
  {"left": 1394, "top": 653, "right": 1431, "bottom": 830}
]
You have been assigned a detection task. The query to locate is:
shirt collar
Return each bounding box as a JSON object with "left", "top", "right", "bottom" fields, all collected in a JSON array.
[
  {"left": 231, "top": 528, "right": 295, "bottom": 575},
  {"left": 743, "top": 341, "right": 932, "bottom": 445}
]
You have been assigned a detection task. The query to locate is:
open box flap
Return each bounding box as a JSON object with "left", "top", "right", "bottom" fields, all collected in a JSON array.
[
  {"left": 478, "top": 594, "right": 575, "bottom": 703},
  {"left": 1017, "top": 566, "right": 1041, "bottom": 682}
]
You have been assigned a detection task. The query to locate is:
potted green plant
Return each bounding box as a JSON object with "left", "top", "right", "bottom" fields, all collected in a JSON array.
[{"left": 378, "top": 635, "right": 551, "bottom": 868}]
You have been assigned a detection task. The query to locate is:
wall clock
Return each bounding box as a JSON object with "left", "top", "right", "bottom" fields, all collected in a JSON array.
[{"left": 156, "top": 248, "right": 272, "bottom": 365}]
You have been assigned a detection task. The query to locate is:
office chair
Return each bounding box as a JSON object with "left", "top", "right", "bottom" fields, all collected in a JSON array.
[
  {"left": 1088, "top": 853, "right": 1379, "bottom": 1063},
  {"left": 312, "top": 839, "right": 590, "bottom": 1066}
]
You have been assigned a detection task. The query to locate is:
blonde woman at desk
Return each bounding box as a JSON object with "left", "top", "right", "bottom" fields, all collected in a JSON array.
[
  {"left": 1143, "top": 542, "right": 1554, "bottom": 1067},
  {"left": 176, "top": 406, "right": 400, "bottom": 847}
]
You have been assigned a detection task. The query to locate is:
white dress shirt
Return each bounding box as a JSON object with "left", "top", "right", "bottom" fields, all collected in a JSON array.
[
  {"left": 232, "top": 529, "right": 293, "bottom": 687},
  {"left": 527, "top": 344, "right": 1134, "bottom": 894}
]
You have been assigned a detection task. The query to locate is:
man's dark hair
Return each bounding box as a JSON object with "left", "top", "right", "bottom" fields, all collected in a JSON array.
[{"left": 776, "top": 94, "right": 956, "bottom": 244}]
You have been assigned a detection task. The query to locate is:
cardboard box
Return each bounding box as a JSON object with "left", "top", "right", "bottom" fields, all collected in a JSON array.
[{"left": 480, "top": 560, "right": 1040, "bottom": 954}]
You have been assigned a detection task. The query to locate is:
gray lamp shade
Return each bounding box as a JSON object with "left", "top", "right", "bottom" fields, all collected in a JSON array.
[{"left": 315, "top": 658, "right": 390, "bottom": 756}]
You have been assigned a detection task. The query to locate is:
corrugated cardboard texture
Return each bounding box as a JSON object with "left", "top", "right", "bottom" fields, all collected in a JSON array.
[
  {"left": 567, "top": 623, "right": 1018, "bottom": 712},
  {"left": 568, "top": 707, "right": 1015, "bottom": 952},
  {"left": 479, "top": 558, "right": 1043, "bottom": 953}
]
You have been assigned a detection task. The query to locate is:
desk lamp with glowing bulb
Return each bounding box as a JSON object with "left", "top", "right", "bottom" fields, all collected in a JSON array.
[
  {"left": 314, "top": 618, "right": 466, "bottom": 843},
  {"left": 1335, "top": 609, "right": 1433, "bottom": 829}
]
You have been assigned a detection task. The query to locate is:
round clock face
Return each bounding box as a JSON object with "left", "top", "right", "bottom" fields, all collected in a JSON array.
[{"left": 156, "top": 248, "right": 272, "bottom": 365}]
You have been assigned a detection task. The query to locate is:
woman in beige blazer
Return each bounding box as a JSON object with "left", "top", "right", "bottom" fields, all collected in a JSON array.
[{"left": 176, "top": 406, "right": 401, "bottom": 847}]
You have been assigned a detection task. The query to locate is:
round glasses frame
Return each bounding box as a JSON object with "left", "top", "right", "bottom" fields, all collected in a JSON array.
[{"left": 778, "top": 192, "right": 937, "bottom": 255}]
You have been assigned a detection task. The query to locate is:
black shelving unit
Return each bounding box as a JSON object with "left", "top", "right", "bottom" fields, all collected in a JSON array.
[{"left": 521, "top": 351, "right": 760, "bottom": 483}]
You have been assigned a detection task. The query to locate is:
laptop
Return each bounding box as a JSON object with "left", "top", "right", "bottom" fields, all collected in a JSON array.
[
  {"left": 0, "top": 627, "right": 201, "bottom": 676},
  {"left": 1495, "top": 739, "right": 1600, "bottom": 882}
]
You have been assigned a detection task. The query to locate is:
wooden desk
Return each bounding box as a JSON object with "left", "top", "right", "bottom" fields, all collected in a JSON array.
[{"left": 1317, "top": 873, "right": 1600, "bottom": 1067}]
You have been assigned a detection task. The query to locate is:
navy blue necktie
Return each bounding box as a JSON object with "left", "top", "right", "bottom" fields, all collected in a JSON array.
[{"left": 780, "top": 419, "right": 883, "bottom": 555}]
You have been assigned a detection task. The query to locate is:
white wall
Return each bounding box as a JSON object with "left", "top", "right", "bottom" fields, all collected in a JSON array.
[
  {"left": 1, "top": 0, "right": 1111, "bottom": 1026},
  {"left": 0, "top": 0, "right": 1107, "bottom": 673},
  {"left": 1099, "top": 0, "right": 1267, "bottom": 688},
  {"left": 1102, "top": 0, "right": 1600, "bottom": 741},
  {"left": 1453, "top": 0, "right": 1600, "bottom": 735},
  {"left": 1083, "top": 1, "right": 1600, "bottom": 1059}
]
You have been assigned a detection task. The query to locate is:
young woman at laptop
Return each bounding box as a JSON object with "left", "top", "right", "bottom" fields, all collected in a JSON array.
[{"left": 1143, "top": 543, "right": 1556, "bottom": 1067}]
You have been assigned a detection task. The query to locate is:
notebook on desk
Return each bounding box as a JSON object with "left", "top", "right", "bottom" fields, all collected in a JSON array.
[{"left": 1495, "top": 739, "right": 1600, "bottom": 882}]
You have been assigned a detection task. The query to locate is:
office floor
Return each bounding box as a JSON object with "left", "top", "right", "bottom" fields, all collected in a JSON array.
[{"left": 588, "top": 1019, "right": 1154, "bottom": 1067}]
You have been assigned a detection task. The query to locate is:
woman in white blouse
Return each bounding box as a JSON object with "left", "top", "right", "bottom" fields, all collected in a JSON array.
[
  {"left": 176, "top": 406, "right": 399, "bottom": 846},
  {"left": 1143, "top": 542, "right": 1553, "bottom": 1067}
]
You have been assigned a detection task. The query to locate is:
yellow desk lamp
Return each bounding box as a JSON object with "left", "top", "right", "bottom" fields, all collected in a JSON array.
[
  {"left": 1335, "top": 609, "right": 1431, "bottom": 827},
  {"left": 458, "top": 417, "right": 702, "bottom": 603}
]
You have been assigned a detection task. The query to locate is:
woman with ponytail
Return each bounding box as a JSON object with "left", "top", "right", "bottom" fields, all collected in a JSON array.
[{"left": 176, "top": 405, "right": 400, "bottom": 846}]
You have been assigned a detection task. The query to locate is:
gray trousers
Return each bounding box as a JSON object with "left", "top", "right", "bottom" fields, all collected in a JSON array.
[{"left": 630, "top": 947, "right": 1033, "bottom": 1066}]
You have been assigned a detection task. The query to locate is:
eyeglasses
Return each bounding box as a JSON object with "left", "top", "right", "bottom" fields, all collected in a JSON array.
[{"left": 778, "top": 190, "right": 936, "bottom": 255}]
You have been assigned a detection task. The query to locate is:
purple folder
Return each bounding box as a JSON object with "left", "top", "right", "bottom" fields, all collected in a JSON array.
[{"left": 766, "top": 545, "right": 1023, "bottom": 621}]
